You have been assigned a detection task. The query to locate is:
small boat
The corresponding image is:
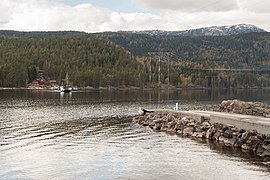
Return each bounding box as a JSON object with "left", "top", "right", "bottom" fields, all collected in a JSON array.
[
  {"left": 60, "top": 86, "right": 72, "bottom": 93},
  {"left": 60, "top": 72, "right": 72, "bottom": 93}
]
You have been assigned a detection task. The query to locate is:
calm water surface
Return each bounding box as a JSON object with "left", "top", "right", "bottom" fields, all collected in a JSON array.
[{"left": 1, "top": 89, "right": 270, "bottom": 179}]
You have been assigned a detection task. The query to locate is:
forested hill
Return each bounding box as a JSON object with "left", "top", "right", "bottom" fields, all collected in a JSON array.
[
  {"left": 0, "top": 30, "right": 89, "bottom": 38},
  {"left": 1, "top": 29, "right": 270, "bottom": 88},
  {"left": 0, "top": 37, "right": 144, "bottom": 87},
  {"left": 94, "top": 32, "right": 270, "bottom": 69}
]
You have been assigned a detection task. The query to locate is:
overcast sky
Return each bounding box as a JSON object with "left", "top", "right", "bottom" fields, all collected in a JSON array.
[{"left": 0, "top": 0, "right": 269, "bottom": 32}]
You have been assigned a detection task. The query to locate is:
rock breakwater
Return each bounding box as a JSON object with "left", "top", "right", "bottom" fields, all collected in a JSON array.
[
  {"left": 218, "top": 99, "right": 270, "bottom": 117},
  {"left": 133, "top": 111, "right": 270, "bottom": 159}
]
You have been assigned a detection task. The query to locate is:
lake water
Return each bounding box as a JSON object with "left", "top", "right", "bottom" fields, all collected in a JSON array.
[{"left": 1, "top": 89, "right": 270, "bottom": 179}]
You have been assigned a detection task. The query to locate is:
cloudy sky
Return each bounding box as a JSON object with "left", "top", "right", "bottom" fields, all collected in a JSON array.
[{"left": 0, "top": 0, "right": 269, "bottom": 32}]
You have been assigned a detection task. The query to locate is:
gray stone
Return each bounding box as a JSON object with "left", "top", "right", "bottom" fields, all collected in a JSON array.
[
  {"left": 212, "top": 131, "right": 221, "bottom": 141},
  {"left": 176, "top": 130, "right": 183, "bottom": 135},
  {"left": 195, "top": 126, "right": 203, "bottom": 132},
  {"left": 246, "top": 136, "right": 263, "bottom": 145},
  {"left": 153, "top": 123, "right": 162, "bottom": 131},
  {"left": 222, "top": 126, "right": 229, "bottom": 133},
  {"left": 224, "top": 129, "right": 233, "bottom": 138},
  {"left": 192, "top": 132, "right": 206, "bottom": 139},
  {"left": 260, "top": 150, "right": 270, "bottom": 157},
  {"left": 153, "top": 119, "right": 163, "bottom": 124},
  {"left": 206, "top": 128, "right": 215, "bottom": 139},
  {"left": 224, "top": 138, "right": 237, "bottom": 147},
  {"left": 234, "top": 139, "right": 244, "bottom": 148},
  {"left": 213, "top": 123, "right": 223, "bottom": 130},
  {"left": 256, "top": 144, "right": 265, "bottom": 155},
  {"left": 166, "top": 113, "right": 175, "bottom": 122},
  {"left": 218, "top": 136, "right": 226, "bottom": 143},
  {"left": 167, "top": 121, "right": 176, "bottom": 129},
  {"left": 262, "top": 144, "right": 270, "bottom": 151},
  {"left": 166, "top": 128, "right": 176, "bottom": 135},
  {"left": 187, "top": 122, "right": 195, "bottom": 127},
  {"left": 264, "top": 137, "right": 270, "bottom": 145},
  {"left": 240, "top": 131, "right": 251, "bottom": 142},
  {"left": 239, "top": 129, "right": 246, "bottom": 133},
  {"left": 241, "top": 144, "right": 252, "bottom": 150},
  {"left": 257, "top": 134, "right": 266, "bottom": 141},
  {"left": 250, "top": 129, "right": 258, "bottom": 136},
  {"left": 183, "top": 127, "right": 194, "bottom": 137},
  {"left": 160, "top": 124, "right": 168, "bottom": 132},
  {"left": 202, "top": 122, "right": 211, "bottom": 130},
  {"left": 232, "top": 132, "right": 239, "bottom": 139}
]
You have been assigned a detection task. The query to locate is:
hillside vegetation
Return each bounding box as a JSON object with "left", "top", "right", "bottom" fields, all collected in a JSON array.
[
  {"left": 0, "top": 30, "right": 270, "bottom": 88},
  {"left": 0, "top": 37, "right": 144, "bottom": 87},
  {"left": 95, "top": 32, "right": 270, "bottom": 69}
]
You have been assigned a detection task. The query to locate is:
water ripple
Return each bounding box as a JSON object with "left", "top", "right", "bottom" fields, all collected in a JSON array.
[{"left": 1, "top": 90, "right": 270, "bottom": 179}]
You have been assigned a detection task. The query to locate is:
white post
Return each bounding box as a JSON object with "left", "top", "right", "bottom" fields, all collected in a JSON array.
[{"left": 175, "top": 103, "right": 179, "bottom": 111}]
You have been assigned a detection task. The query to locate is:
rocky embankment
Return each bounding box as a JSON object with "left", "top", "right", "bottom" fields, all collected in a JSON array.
[
  {"left": 218, "top": 99, "right": 270, "bottom": 117},
  {"left": 133, "top": 111, "right": 270, "bottom": 159}
]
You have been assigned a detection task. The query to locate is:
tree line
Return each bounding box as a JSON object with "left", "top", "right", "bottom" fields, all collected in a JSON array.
[
  {"left": 0, "top": 37, "right": 144, "bottom": 87},
  {"left": 0, "top": 32, "right": 270, "bottom": 88}
]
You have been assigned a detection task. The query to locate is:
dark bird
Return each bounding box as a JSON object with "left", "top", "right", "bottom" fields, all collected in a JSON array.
[{"left": 138, "top": 107, "right": 154, "bottom": 115}]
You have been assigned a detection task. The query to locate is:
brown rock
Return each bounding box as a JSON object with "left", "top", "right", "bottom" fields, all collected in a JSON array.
[
  {"left": 206, "top": 127, "right": 215, "bottom": 139},
  {"left": 234, "top": 139, "right": 244, "bottom": 148},
  {"left": 153, "top": 123, "right": 162, "bottom": 131},
  {"left": 212, "top": 131, "right": 221, "bottom": 141},
  {"left": 167, "top": 121, "right": 176, "bottom": 129},
  {"left": 202, "top": 122, "right": 211, "bottom": 130},
  {"left": 176, "top": 130, "right": 183, "bottom": 135},
  {"left": 240, "top": 131, "right": 251, "bottom": 142},
  {"left": 241, "top": 144, "right": 252, "bottom": 150},
  {"left": 224, "top": 138, "right": 237, "bottom": 147},
  {"left": 183, "top": 127, "right": 194, "bottom": 137},
  {"left": 166, "top": 128, "right": 176, "bottom": 135},
  {"left": 192, "top": 132, "right": 206, "bottom": 139},
  {"left": 246, "top": 136, "right": 262, "bottom": 145},
  {"left": 218, "top": 135, "right": 226, "bottom": 143},
  {"left": 160, "top": 124, "right": 168, "bottom": 132}
]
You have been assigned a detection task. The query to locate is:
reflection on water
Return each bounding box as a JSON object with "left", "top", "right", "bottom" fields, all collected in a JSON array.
[{"left": 1, "top": 89, "right": 270, "bottom": 179}]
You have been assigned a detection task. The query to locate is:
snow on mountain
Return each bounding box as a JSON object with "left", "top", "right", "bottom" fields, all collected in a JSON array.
[{"left": 130, "top": 24, "right": 266, "bottom": 36}]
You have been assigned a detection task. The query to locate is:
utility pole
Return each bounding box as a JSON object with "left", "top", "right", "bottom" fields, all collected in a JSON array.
[
  {"left": 158, "top": 56, "right": 161, "bottom": 86},
  {"left": 149, "top": 56, "right": 152, "bottom": 83},
  {"left": 166, "top": 54, "right": 170, "bottom": 85},
  {"left": 147, "top": 51, "right": 174, "bottom": 87}
]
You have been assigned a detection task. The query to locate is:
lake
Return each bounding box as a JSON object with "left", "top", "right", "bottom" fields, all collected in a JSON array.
[{"left": 1, "top": 89, "right": 270, "bottom": 179}]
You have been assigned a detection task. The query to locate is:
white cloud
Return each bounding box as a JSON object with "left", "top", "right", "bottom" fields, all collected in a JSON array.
[
  {"left": 134, "top": 0, "right": 239, "bottom": 12},
  {"left": 0, "top": 0, "right": 269, "bottom": 32},
  {"left": 0, "top": 0, "right": 116, "bottom": 32},
  {"left": 238, "top": 0, "right": 270, "bottom": 13}
]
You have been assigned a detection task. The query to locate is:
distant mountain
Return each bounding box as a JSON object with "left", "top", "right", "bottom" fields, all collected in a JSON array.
[
  {"left": 0, "top": 24, "right": 266, "bottom": 38},
  {"left": 0, "top": 30, "right": 89, "bottom": 38},
  {"left": 127, "top": 24, "right": 267, "bottom": 36}
]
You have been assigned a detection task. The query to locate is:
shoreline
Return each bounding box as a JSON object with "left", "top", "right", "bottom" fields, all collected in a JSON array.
[
  {"left": 1, "top": 86, "right": 270, "bottom": 91},
  {"left": 133, "top": 110, "right": 270, "bottom": 163}
]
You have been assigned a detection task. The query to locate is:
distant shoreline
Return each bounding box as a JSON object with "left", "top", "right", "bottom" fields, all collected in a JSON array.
[{"left": 1, "top": 86, "right": 270, "bottom": 91}]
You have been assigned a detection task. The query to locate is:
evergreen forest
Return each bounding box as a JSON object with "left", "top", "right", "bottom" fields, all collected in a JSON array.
[{"left": 0, "top": 31, "right": 270, "bottom": 89}]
